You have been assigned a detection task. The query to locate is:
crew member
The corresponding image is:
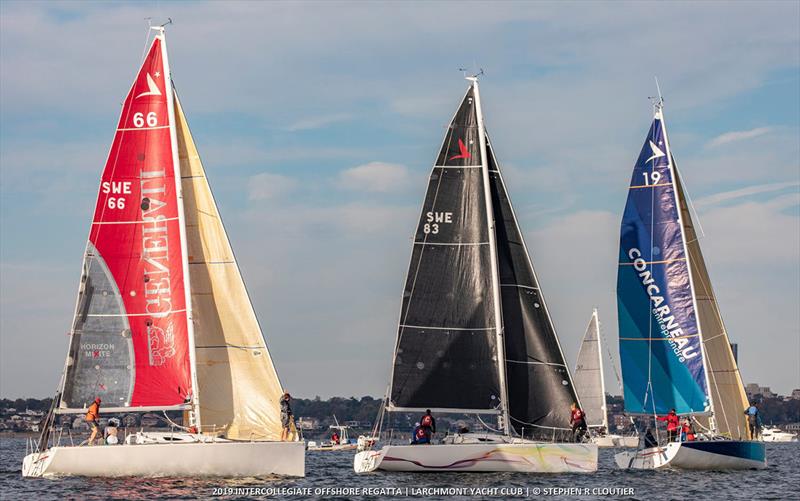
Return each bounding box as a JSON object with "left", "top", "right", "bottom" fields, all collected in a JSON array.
[
  {"left": 411, "top": 423, "right": 430, "bottom": 445},
  {"left": 680, "top": 418, "right": 696, "bottom": 442},
  {"left": 85, "top": 397, "right": 101, "bottom": 446},
  {"left": 657, "top": 409, "right": 680, "bottom": 442},
  {"left": 280, "top": 392, "right": 294, "bottom": 441},
  {"left": 331, "top": 431, "right": 340, "bottom": 445},
  {"left": 569, "top": 403, "right": 588, "bottom": 442},
  {"left": 105, "top": 417, "right": 120, "bottom": 445},
  {"left": 744, "top": 402, "right": 761, "bottom": 440},
  {"left": 420, "top": 409, "right": 436, "bottom": 440}
]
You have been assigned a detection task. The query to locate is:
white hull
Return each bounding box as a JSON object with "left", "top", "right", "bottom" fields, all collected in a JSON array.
[
  {"left": 760, "top": 428, "right": 798, "bottom": 442},
  {"left": 592, "top": 434, "right": 639, "bottom": 448},
  {"left": 23, "top": 440, "right": 305, "bottom": 478},
  {"left": 354, "top": 442, "right": 597, "bottom": 473},
  {"left": 615, "top": 441, "right": 766, "bottom": 470}
]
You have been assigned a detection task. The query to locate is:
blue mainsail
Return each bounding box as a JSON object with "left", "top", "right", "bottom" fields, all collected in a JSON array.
[{"left": 617, "top": 108, "right": 710, "bottom": 415}]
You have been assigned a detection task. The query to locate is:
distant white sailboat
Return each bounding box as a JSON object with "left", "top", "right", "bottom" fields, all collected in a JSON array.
[
  {"left": 573, "top": 309, "right": 638, "bottom": 448},
  {"left": 613, "top": 91, "right": 765, "bottom": 470},
  {"left": 354, "top": 75, "right": 597, "bottom": 474},
  {"left": 22, "top": 26, "right": 304, "bottom": 478}
]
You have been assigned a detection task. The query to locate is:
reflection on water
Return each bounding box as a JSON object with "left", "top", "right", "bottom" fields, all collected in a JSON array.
[{"left": 2, "top": 437, "right": 798, "bottom": 500}]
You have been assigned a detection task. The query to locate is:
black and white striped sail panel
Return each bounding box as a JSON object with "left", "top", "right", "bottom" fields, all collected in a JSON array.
[
  {"left": 389, "top": 84, "right": 501, "bottom": 411},
  {"left": 487, "top": 138, "right": 578, "bottom": 437},
  {"left": 62, "top": 242, "right": 135, "bottom": 408}
]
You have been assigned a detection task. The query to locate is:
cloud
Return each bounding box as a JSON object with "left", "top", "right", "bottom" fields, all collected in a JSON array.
[
  {"left": 694, "top": 181, "right": 800, "bottom": 208},
  {"left": 247, "top": 173, "right": 297, "bottom": 201},
  {"left": 706, "top": 127, "right": 772, "bottom": 148},
  {"left": 337, "top": 162, "right": 410, "bottom": 193},
  {"left": 284, "top": 113, "right": 353, "bottom": 132}
]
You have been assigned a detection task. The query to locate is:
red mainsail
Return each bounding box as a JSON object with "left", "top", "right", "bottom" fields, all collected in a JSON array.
[{"left": 83, "top": 36, "right": 191, "bottom": 407}]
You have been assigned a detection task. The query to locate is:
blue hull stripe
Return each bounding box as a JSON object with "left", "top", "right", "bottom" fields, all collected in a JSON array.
[{"left": 682, "top": 441, "right": 765, "bottom": 462}]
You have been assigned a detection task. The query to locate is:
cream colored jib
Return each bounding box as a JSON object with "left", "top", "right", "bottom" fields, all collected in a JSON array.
[{"left": 175, "top": 95, "right": 284, "bottom": 440}]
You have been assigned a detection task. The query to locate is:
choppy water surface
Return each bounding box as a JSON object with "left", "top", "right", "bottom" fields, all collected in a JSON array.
[{"left": 1, "top": 437, "right": 797, "bottom": 500}]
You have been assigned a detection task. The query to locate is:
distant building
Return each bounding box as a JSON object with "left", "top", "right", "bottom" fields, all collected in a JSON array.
[
  {"left": 296, "top": 417, "right": 318, "bottom": 430},
  {"left": 791, "top": 389, "right": 800, "bottom": 400},
  {"left": 745, "top": 383, "right": 761, "bottom": 397},
  {"left": 759, "top": 386, "right": 777, "bottom": 398},
  {"left": 785, "top": 423, "right": 800, "bottom": 432}
]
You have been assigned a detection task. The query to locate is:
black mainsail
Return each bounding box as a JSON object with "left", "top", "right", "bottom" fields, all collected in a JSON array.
[
  {"left": 388, "top": 79, "right": 578, "bottom": 438},
  {"left": 389, "top": 85, "right": 502, "bottom": 413}
]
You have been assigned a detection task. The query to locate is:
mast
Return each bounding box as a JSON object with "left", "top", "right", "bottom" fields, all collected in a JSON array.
[
  {"left": 594, "top": 309, "right": 608, "bottom": 430},
  {"left": 658, "top": 100, "right": 715, "bottom": 428},
  {"left": 159, "top": 27, "right": 202, "bottom": 429},
  {"left": 471, "top": 76, "right": 510, "bottom": 435}
]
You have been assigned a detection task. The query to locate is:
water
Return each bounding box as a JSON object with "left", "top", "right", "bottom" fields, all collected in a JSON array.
[{"left": 1, "top": 437, "right": 798, "bottom": 500}]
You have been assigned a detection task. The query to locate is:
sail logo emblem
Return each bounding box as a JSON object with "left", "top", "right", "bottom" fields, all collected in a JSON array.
[
  {"left": 147, "top": 322, "right": 176, "bottom": 366},
  {"left": 81, "top": 343, "right": 114, "bottom": 359},
  {"left": 645, "top": 140, "right": 666, "bottom": 164},
  {"left": 449, "top": 138, "right": 472, "bottom": 161},
  {"left": 135, "top": 73, "right": 162, "bottom": 99}
]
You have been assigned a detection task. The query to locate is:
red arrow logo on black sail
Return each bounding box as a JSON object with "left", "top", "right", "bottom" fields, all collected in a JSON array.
[{"left": 449, "top": 138, "right": 472, "bottom": 161}]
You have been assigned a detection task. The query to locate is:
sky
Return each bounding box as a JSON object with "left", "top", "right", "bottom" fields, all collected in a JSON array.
[{"left": 1, "top": 1, "right": 798, "bottom": 400}]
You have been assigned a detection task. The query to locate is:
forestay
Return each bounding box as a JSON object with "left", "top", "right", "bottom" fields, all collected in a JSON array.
[
  {"left": 60, "top": 37, "right": 192, "bottom": 413},
  {"left": 616, "top": 109, "right": 710, "bottom": 416}
]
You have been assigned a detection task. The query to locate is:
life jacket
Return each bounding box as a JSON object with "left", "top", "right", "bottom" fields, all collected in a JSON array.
[
  {"left": 421, "top": 415, "right": 433, "bottom": 428},
  {"left": 415, "top": 427, "right": 427, "bottom": 439},
  {"left": 86, "top": 402, "right": 100, "bottom": 422},
  {"left": 658, "top": 413, "right": 679, "bottom": 431}
]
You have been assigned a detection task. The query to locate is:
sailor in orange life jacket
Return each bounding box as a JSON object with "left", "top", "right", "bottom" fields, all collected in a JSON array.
[
  {"left": 657, "top": 408, "right": 680, "bottom": 442},
  {"left": 85, "top": 397, "right": 101, "bottom": 446},
  {"left": 569, "top": 403, "right": 588, "bottom": 442}
]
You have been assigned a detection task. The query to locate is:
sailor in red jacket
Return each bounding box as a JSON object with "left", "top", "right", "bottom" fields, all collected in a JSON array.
[
  {"left": 657, "top": 408, "right": 680, "bottom": 442},
  {"left": 569, "top": 403, "right": 588, "bottom": 442}
]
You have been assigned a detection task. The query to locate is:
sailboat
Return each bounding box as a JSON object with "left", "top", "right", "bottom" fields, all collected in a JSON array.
[
  {"left": 22, "top": 26, "right": 304, "bottom": 478},
  {"left": 613, "top": 92, "right": 766, "bottom": 470},
  {"left": 573, "top": 309, "right": 638, "bottom": 448},
  {"left": 353, "top": 76, "right": 597, "bottom": 474}
]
